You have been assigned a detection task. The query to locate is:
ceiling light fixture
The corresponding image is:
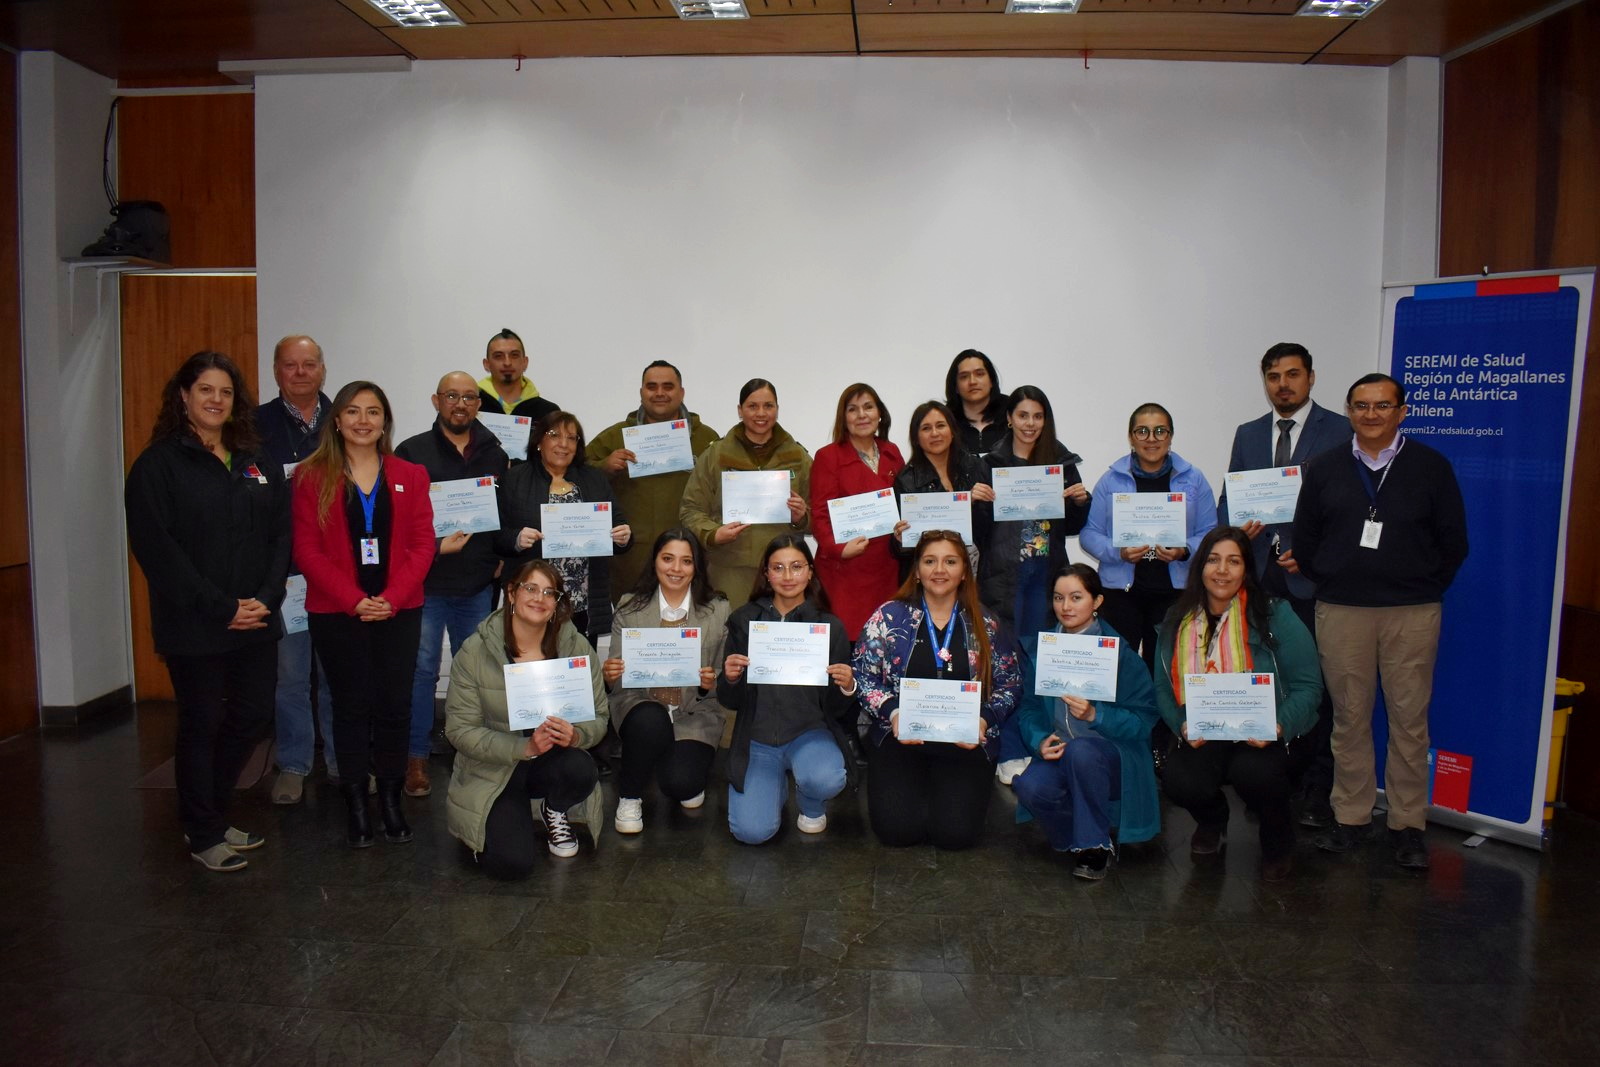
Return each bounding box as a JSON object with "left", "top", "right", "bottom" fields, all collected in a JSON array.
[
  {"left": 1004, "top": 0, "right": 1081, "bottom": 12},
  {"left": 364, "top": 1, "right": 464, "bottom": 27},
  {"left": 669, "top": 0, "right": 749, "bottom": 19},
  {"left": 1294, "top": 0, "right": 1386, "bottom": 17}
]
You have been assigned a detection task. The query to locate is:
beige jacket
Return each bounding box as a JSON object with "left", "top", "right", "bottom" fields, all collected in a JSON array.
[{"left": 607, "top": 594, "right": 731, "bottom": 747}]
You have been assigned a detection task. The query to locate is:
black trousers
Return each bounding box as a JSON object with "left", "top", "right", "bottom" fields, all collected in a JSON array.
[
  {"left": 867, "top": 736, "right": 994, "bottom": 850},
  {"left": 481, "top": 747, "right": 599, "bottom": 879},
  {"left": 164, "top": 642, "right": 277, "bottom": 851},
  {"left": 310, "top": 608, "right": 422, "bottom": 783},
  {"left": 1100, "top": 587, "right": 1180, "bottom": 754},
  {"left": 1282, "top": 594, "right": 1335, "bottom": 804},
  {"left": 1162, "top": 739, "right": 1294, "bottom": 860},
  {"left": 616, "top": 703, "right": 716, "bottom": 802}
]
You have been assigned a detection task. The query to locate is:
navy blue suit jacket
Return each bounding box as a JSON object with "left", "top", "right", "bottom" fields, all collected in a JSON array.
[{"left": 1222, "top": 400, "right": 1347, "bottom": 599}]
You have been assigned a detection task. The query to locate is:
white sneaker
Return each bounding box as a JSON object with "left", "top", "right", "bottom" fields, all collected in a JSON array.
[
  {"left": 679, "top": 791, "right": 706, "bottom": 810},
  {"left": 614, "top": 797, "right": 644, "bottom": 834},
  {"left": 540, "top": 801, "right": 580, "bottom": 858},
  {"left": 996, "top": 757, "right": 1032, "bottom": 786},
  {"left": 796, "top": 812, "right": 827, "bottom": 834}
]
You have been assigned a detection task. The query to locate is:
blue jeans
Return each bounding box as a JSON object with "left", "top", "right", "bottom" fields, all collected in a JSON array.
[
  {"left": 410, "top": 589, "right": 495, "bottom": 758},
  {"left": 274, "top": 628, "right": 336, "bottom": 777},
  {"left": 728, "top": 729, "right": 847, "bottom": 844},
  {"left": 1013, "top": 733, "right": 1120, "bottom": 852}
]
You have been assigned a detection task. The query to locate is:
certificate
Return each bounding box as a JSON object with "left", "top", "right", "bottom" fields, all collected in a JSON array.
[
  {"left": 619, "top": 627, "right": 702, "bottom": 689},
  {"left": 1224, "top": 466, "right": 1303, "bottom": 526},
  {"left": 623, "top": 420, "right": 696, "bottom": 478},
  {"left": 897, "top": 677, "right": 982, "bottom": 744},
  {"left": 282, "top": 574, "right": 308, "bottom": 635},
  {"left": 1184, "top": 672, "right": 1277, "bottom": 742},
  {"left": 428, "top": 476, "right": 500, "bottom": 537},
  {"left": 899, "top": 492, "right": 974, "bottom": 547},
  {"left": 541, "top": 501, "right": 615, "bottom": 558},
  {"left": 1033, "top": 631, "right": 1120, "bottom": 702},
  {"left": 722, "top": 470, "right": 792, "bottom": 525},
  {"left": 746, "top": 620, "right": 830, "bottom": 686},
  {"left": 827, "top": 487, "right": 900, "bottom": 541},
  {"left": 476, "top": 412, "right": 534, "bottom": 461},
  {"left": 504, "top": 656, "right": 597, "bottom": 729},
  {"left": 1111, "top": 492, "right": 1187, "bottom": 548},
  {"left": 991, "top": 465, "right": 1065, "bottom": 522}
]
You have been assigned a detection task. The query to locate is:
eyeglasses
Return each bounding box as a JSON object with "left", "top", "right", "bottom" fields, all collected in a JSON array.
[
  {"left": 1130, "top": 426, "right": 1171, "bottom": 440},
  {"left": 437, "top": 391, "right": 481, "bottom": 406},
  {"left": 515, "top": 584, "right": 563, "bottom": 600},
  {"left": 767, "top": 562, "right": 811, "bottom": 577},
  {"left": 544, "top": 431, "right": 579, "bottom": 443},
  {"left": 1349, "top": 401, "right": 1400, "bottom": 414}
]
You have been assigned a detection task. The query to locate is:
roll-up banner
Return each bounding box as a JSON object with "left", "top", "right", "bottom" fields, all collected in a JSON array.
[{"left": 1380, "top": 269, "right": 1593, "bottom": 848}]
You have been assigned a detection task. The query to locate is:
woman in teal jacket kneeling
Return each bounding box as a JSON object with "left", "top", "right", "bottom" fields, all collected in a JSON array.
[{"left": 1014, "top": 563, "right": 1159, "bottom": 880}]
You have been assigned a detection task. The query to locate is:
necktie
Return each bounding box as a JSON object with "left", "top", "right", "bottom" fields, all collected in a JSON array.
[{"left": 1274, "top": 418, "right": 1294, "bottom": 466}]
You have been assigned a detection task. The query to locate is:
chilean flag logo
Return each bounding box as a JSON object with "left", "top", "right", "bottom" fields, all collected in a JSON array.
[
  {"left": 569, "top": 657, "right": 588, "bottom": 669},
  {"left": 593, "top": 502, "right": 609, "bottom": 512},
  {"left": 1168, "top": 493, "right": 1184, "bottom": 503},
  {"left": 809, "top": 624, "right": 828, "bottom": 635},
  {"left": 1098, "top": 637, "right": 1117, "bottom": 648},
  {"left": 1250, "top": 674, "right": 1271, "bottom": 685}
]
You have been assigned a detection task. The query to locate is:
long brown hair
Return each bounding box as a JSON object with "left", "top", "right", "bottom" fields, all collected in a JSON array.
[
  {"left": 892, "top": 530, "right": 993, "bottom": 697},
  {"left": 296, "top": 380, "right": 395, "bottom": 525},
  {"left": 147, "top": 351, "right": 261, "bottom": 455},
  {"left": 503, "top": 559, "right": 572, "bottom": 662},
  {"left": 829, "top": 382, "right": 892, "bottom": 445}
]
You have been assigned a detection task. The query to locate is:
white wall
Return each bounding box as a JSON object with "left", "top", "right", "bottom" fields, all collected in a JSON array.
[
  {"left": 257, "top": 57, "right": 1393, "bottom": 490},
  {"left": 19, "top": 52, "right": 130, "bottom": 709}
]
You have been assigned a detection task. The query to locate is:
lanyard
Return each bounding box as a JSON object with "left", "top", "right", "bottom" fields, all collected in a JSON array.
[
  {"left": 1353, "top": 436, "right": 1402, "bottom": 519},
  {"left": 921, "top": 599, "right": 962, "bottom": 672},
  {"left": 356, "top": 477, "right": 381, "bottom": 536}
]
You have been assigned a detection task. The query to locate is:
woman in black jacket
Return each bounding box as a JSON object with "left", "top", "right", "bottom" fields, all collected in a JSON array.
[
  {"left": 496, "top": 411, "right": 631, "bottom": 644},
  {"left": 891, "top": 400, "right": 994, "bottom": 583},
  {"left": 124, "top": 351, "right": 290, "bottom": 873}
]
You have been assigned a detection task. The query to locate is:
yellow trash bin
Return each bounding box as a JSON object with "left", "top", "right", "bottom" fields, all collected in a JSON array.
[{"left": 1545, "top": 678, "right": 1586, "bottom": 823}]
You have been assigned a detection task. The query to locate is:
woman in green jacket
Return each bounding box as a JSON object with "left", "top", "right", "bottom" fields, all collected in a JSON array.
[
  {"left": 679, "top": 378, "right": 812, "bottom": 608},
  {"left": 445, "top": 559, "right": 608, "bottom": 877},
  {"left": 1155, "top": 526, "right": 1322, "bottom": 882}
]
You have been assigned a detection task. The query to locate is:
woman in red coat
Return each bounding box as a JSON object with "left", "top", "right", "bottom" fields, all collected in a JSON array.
[
  {"left": 810, "top": 383, "right": 906, "bottom": 640},
  {"left": 293, "top": 380, "right": 436, "bottom": 849}
]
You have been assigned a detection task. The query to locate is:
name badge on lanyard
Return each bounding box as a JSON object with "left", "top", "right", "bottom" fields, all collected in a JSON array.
[
  {"left": 360, "top": 537, "right": 381, "bottom": 564},
  {"left": 1359, "top": 520, "right": 1382, "bottom": 549},
  {"left": 1354, "top": 442, "right": 1400, "bottom": 551},
  {"left": 357, "top": 476, "right": 382, "bottom": 565}
]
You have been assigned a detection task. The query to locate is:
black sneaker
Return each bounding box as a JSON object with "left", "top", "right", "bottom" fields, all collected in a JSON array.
[
  {"left": 1073, "top": 848, "right": 1111, "bottom": 881},
  {"left": 540, "top": 802, "right": 579, "bottom": 858},
  {"left": 1392, "top": 827, "right": 1429, "bottom": 870},
  {"left": 1297, "top": 800, "right": 1334, "bottom": 830},
  {"left": 1314, "top": 821, "right": 1372, "bottom": 853}
]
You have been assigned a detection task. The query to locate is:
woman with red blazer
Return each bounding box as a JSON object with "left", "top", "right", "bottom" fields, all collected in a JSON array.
[
  {"left": 293, "top": 380, "right": 436, "bottom": 848},
  {"left": 809, "top": 383, "right": 907, "bottom": 641}
]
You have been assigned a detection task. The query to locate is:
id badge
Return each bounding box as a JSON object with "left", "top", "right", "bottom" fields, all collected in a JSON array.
[
  {"left": 360, "top": 537, "right": 381, "bottom": 565},
  {"left": 1359, "top": 520, "right": 1383, "bottom": 549}
]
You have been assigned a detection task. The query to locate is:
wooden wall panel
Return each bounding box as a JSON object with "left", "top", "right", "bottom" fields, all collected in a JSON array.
[
  {"left": 0, "top": 565, "right": 39, "bottom": 738},
  {"left": 121, "top": 275, "right": 258, "bottom": 701},
  {"left": 1440, "top": 0, "right": 1600, "bottom": 612},
  {"left": 117, "top": 94, "right": 255, "bottom": 268},
  {"left": 0, "top": 47, "right": 25, "bottom": 569}
]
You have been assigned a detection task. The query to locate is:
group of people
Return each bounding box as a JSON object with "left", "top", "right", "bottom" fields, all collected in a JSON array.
[{"left": 125, "top": 335, "right": 1466, "bottom": 882}]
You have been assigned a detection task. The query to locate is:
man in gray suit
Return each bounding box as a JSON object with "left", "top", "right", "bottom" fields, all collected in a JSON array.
[{"left": 1222, "top": 342, "right": 1346, "bottom": 827}]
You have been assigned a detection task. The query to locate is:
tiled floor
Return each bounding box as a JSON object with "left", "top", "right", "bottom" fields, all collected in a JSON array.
[{"left": 3, "top": 704, "right": 1598, "bottom": 1065}]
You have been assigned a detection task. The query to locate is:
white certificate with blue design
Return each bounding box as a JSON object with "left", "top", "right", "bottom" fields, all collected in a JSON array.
[
  {"left": 746, "top": 620, "right": 830, "bottom": 686},
  {"left": 1111, "top": 492, "right": 1187, "bottom": 548},
  {"left": 476, "top": 412, "right": 533, "bottom": 461},
  {"left": 282, "top": 574, "right": 308, "bottom": 635},
  {"left": 827, "top": 487, "right": 900, "bottom": 541},
  {"left": 623, "top": 420, "right": 696, "bottom": 478},
  {"left": 541, "top": 501, "right": 615, "bottom": 557},
  {"left": 1033, "top": 631, "right": 1119, "bottom": 702},
  {"left": 992, "top": 465, "right": 1065, "bottom": 522},
  {"left": 721, "top": 470, "right": 792, "bottom": 524},
  {"left": 898, "top": 677, "right": 982, "bottom": 744},
  {"left": 899, "top": 491, "right": 974, "bottom": 547},
  {"left": 429, "top": 476, "right": 501, "bottom": 538},
  {"left": 504, "top": 656, "right": 597, "bottom": 729},
  {"left": 619, "top": 627, "right": 702, "bottom": 689},
  {"left": 1185, "top": 672, "right": 1277, "bottom": 742},
  {"left": 1224, "top": 466, "right": 1303, "bottom": 525}
]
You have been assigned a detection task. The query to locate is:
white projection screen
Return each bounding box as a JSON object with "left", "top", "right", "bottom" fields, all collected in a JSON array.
[{"left": 256, "top": 56, "right": 1388, "bottom": 494}]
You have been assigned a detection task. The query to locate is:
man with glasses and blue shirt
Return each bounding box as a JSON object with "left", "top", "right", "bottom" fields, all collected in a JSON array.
[
  {"left": 1289, "top": 373, "right": 1467, "bottom": 870},
  {"left": 394, "top": 372, "right": 510, "bottom": 797}
]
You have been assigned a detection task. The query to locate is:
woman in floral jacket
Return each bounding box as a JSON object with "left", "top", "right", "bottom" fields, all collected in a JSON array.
[{"left": 853, "top": 530, "right": 1022, "bottom": 850}]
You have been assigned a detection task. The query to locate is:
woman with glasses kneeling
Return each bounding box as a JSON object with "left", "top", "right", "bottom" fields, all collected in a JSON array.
[
  {"left": 1013, "top": 564, "right": 1159, "bottom": 881},
  {"left": 854, "top": 531, "right": 1021, "bottom": 850},
  {"left": 604, "top": 528, "right": 730, "bottom": 835},
  {"left": 445, "top": 561, "right": 608, "bottom": 876},
  {"left": 718, "top": 535, "right": 855, "bottom": 843},
  {"left": 1155, "top": 526, "right": 1321, "bottom": 882}
]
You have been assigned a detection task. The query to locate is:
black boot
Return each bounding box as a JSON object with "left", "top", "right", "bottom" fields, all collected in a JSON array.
[
  {"left": 342, "top": 782, "right": 374, "bottom": 849},
  {"left": 376, "top": 778, "right": 413, "bottom": 844}
]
